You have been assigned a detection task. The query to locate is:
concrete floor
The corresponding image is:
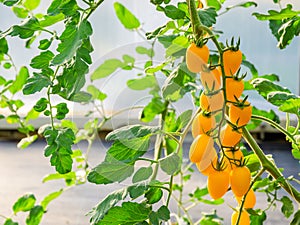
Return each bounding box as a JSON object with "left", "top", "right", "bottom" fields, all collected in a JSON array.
[{"left": 0, "top": 138, "right": 299, "bottom": 224}]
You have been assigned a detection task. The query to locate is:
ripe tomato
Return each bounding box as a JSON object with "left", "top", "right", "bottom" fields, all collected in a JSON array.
[
  {"left": 207, "top": 170, "right": 230, "bottom": 200},
  {"left": 230, "top": 166, "right": 251, "bottom": 197},
  {"left": 189, "top": 134, "right": 214, "bottom": 163},
  {"left": 191, "top": 112, "right": 216, "bottom": 138},
  {"left": 220, "top": 124, "right": 242, "bottom": 147},
  {"left": 200, "top": 92, "right": 224, "bottom": 112},
  {"left": 235, "top": 188, "right": 256, "bottom": 208},
  {"left": 223, "top": 49, "right": 242, "bottom": 76},
  {"left": 186, "top": 43, "right": 210, "bottom": 73},
  {"left": 196, "top": 148, "right": 217, "bottom": 175},
  {"left": 231, "top": 210, "right": 250, "bottom": 225},
  {"left": 197, "top": 0, "right": 204, "bottom": 8},
  {"left": 225, "top": 78, "right": 244, "bottom": 102},
  {"left": 200, "top": 67, "right": 222, "bottom": 91},
  {"left": 229, "top": 102, "right": 252, "bottom": 127}
]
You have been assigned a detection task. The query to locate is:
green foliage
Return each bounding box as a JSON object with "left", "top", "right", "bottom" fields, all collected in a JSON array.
[
  {"left": 13, "top": 194, "right": 36, "bottom": 213},
  {"left": 114, "top": 2, "right": 141, "bottom": 30}
]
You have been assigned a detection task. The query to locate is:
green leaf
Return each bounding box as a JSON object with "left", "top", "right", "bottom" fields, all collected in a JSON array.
[
  {"left": 87, "top": 160, "right": 134, "bottom": 184},
  {"left": 105, "top": 137, "right": 150, "bottom": 163},
  {"left": 98, "top": 202, "right": 150, "bottom": 225},
  {"left": 140, "top": 97, "right": 166, "bottom": 122},
  {"left": 4, "top": 219, "right": 18, "bottom": 225},
  {"left": 145, "top": 61, "right": 168, "bottom": 74},
  {"left": 55, "top": 102, "right": 69, "bottom": 120},
  {"left": 9, "top": 66, "right": 29, "bottom": 94},
  {"left": 127, "top": 75, "right": 157, "bottom": 90},
  {"left": 157, "top": 205, "right": 170, "bottom": 221},
  {"left": 292, "top": 149, "right": 300, "bottom": 160},
  {"left": 149, "top": 211, "right": 159, "bottom": 225},
  {"left": 8, "top": 17, "right": 41, "bottom": 39},
  {"left": 128, "top": 183, "right": 148, "bottom": 199},
  {"left": 199, "top": 198, "right": 224, "bottom": 205},
  {"left": 123, "top": 54, "right": 135, "bottom": 64},
  {"left": 91, "top": 59, "right": 123, "bottom": 80},
  {"left": 198, "top": 7, "right": 218, "bottom": 27},
  {"left": 26, "top": 206, "right": 44, "bottom": 225},
  {"left": 41, "top": 189, "right": 63, "bottom": 209},
  {"left": 162, "top": 5, "right": 186, "bottom": 19},
  {"left": 277, "top": 17, "right": 300, "bottom": 49},
  {"left": 114, "top": 2, "right": 140, "bottom": 30},
  {"left": 69, "top": 91, "right": 92, "bottom": 103},
  {"left": 0, "top": 37, "right": 8, "bottom": 55},
  {"left": 47, "top": 0, "right": 78, "bottom": 16},
  {"left": 87, "top": 85, "right": 107, "bottom": 101},
  {"left": 132, "top": 167, "right": 153, "bottom": 183},
  {"left": 3, "top": 0, "right": 18, "bottom": 6},
  {"left": 162, "top": 63, "right": 196, "bottom": 101},
  {"left": 136, "top": 46, "right": 154, "bottom": 57},
  {"left": 39, "top": 14, "right": 65, "bottom": 27},
  {"left": 291, "top": 210, "right": 300, "bottom": 225},
  {"left": 13, "top": 194, "right": 36, "bottom": 214},
  {"left": 159, "top": 152, "right": 181, "bottom": 175},
  {"left": 23, "top": 73, "right": 52, "bottom": 95},
  {"left": 267, "top": 91, "right": 298, "bottom": 107},
  {"left": 17, "top": 135, "right": 38, "bottom": 149},
  {"left": 242, "top": 59, "right": 259, "bottom": 78},
  {"left": 176, "top": 110, "right": 193, "bottom": 131},
  {"left": 106, "top": 124, "right": 159, "bottom": 141},
  {"left": 33, "top": 98, "right": 48, "bottom": 112},
  {"left": 50, "top": 151, "right": 73, "bottom": 174},
  {"left": 145, "top": 187, "right": 163, "bottom": 204},
  {"left": 88, "top": 188, "right": 128, "bottom": 224},
  {"left": 281, "top": 196, "right": 294, "bottom": 218},
  {"left": 279, "top": 97, "right": 300, "bottom": 114},
  {"left": 245, "top": 153, "right": 261, "bottom": 172},
  {"left": 30, "top": 50, "right": 54, "bottom": 69},
  {"left": 42, "top": 172, "right": 76, "bottom": 183},
  {"left": 166, "top": 36, "right": 189, "bottom": 57},
  {"left": 207, "top": 0, "right": 222, "bottom": 11},
  {"left": 12, "top": 6, "right": 29, "bottom": 18},
  {"left": 23, "top": 0, "right": 40, "bottom": 10},
  {"left": 250, "top": 209, "right": 267, "bottom": 225},
  {"left": 253, "top": 5, "right": 299, "bottom": 21}
]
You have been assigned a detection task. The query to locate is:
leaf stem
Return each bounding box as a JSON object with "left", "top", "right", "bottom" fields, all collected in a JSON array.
[{"left": 242, "top": 127, "right": 300, "bottom": 203}]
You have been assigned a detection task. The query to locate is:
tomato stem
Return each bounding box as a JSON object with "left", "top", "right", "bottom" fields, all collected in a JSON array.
[
  {"left": 187, "top": 0, "right": 203, "bottom": 40},
  {"left": 242, "top": 127, "right": 300, "bottom": 203}
]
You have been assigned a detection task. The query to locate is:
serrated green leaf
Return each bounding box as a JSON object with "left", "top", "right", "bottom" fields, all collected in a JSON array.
[
  {"left": 41, "top": 189, "right": 63, "bottom": 209},
  {"left": 133, "top": 167, "right": 153, "bottom": 183},
  {"left": 105, "top": 137, "right": 150, "bottom": 164},
  {"left": 87, "top": 160, "right": 134, "bottom": 184},
  {"left": 9, "top": 66, "right": 29, "bottom": 94},
  {"left": 114, "top": 2, "right": 140, "bottom": 30},
  {"left": 26, "top": 206, "right": 44, "bottom": 225},
  {"left": 23, "top": 0, "right": 40, "bottom": 10},
  {"left": 140, "top": 97, "right": 166, "bottom": 122},
  {"left": 4, "top": 219, "right": 18, "bottom": 225},
  {"left": 106, "top": 125, "right": 159, "bottom": 141},
  {"left": 91, "top": 59, "right": 123, "bottom": 80},
  {"left": 145, "top": 187, "right": 163, "bottom": 204},
  {"left": 267, "top": 91, "right": 298, "bottom": 107},
  {"left": 251, "top": 78, "right": 291, "bottom": 98},
  {"left": 127, "top": 76, "right": 157, "bottom": 90},
  {"left": 198, "top": 7, "right": 218, "bottom": 27},
  {"left": 30, "top": 50, "right": 54, "bottom": 69},
  {"left": 279, "top": 97, "right": 300, "bottom": 114},
  {"left": 17, "top": 135, "right": 38, "bottom": 149},
  {"left": 23, "top": 73, "right": 52, "bottom": 95},
  {"left": 13, "top": 194, "right": 36, "bottom": 214},
  {"left": 159, "top": 152, "right": 181, "bottom": 175},
  {"left": 88, "top": 188, "right": 128, "bottom": 224},
  {"left": 253, "top": 5, "right": 299, "bottom": 21},
  {"left": 291, "top": 210, "right": 300, "bottom": 225},
  {"left": 8, "top": 17, "right": 41, "bottom": 39},
  {"left": 98, "top": 202, "right": 150, "bottom": 225},
  {"left": 281, "top": 196, "right": 294, "bottom": 218}
]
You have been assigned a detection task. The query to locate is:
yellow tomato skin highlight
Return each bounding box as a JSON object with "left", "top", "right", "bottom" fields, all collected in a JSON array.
[
  {"left": 207, "top": 170, "right": 230, "bottom": 200},
  {"left": 229, "top": 103, "right": 252, "bottom": 127},
  {"left": 186, "top": 43, "right": 210, "bottom": 73},
  {"left": 230, "top": 166, "right": 251, "bottom": 197},
  {"left": 223, "top": 49, "right": 243, "bottom": 76},
  {"left": 191, "top": 112, "right": 216, "bottom": 138},
  {"left": 189, "top": 134, "right": 214, "bottom": 163}
]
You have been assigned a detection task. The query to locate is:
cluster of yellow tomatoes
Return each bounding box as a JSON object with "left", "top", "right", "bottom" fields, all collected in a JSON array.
[{"left": 186, "top": 41, "right": 255, "bottom": 224}]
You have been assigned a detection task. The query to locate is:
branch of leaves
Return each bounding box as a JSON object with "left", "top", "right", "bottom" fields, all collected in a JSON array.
[{"left": 3, "top": 190, "right": 63, "bottom": 225}]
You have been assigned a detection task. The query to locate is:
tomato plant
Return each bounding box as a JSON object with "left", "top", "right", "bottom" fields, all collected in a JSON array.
[{"left": 0, "top": 0, "right": 299, "bottom": 224}]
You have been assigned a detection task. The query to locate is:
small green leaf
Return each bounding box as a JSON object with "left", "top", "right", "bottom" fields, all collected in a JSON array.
[
  {"left": 128, "top": 183, "right": 148, "bottom": 199},
  {"left": 133, "top": 167, "right": 153, "bottom": 183},
  {"left": 3, "top": 0, "right": 18, "bottom": 6},
  {"left": 98, "top": 202, "right": 150, "bottom": 225},
  {"left": 279, "top": 98, "right": 300, "bottom": 114},
  {"left": 207, "top": 0, "right": 222, "bottom": 10},
  {"left": 17, "top": 135, "right": 38, "bottom": 149},
  {"left": 250, "top": 209, "right": 267, "bottom": 225},
  {"left": 145, "top": 187, "right": 163, "bottom": 204},
  {"left": 176, "top": 110, "right": 193, "bottom": 131},
  {"left": 245, "top": 153, "right": 261, "bottom": 172},
  {"left": 26, "top": 205, "right": 44, "bottom": 225},
  {"left": 13, "top": 194, "right": 36, "bottom": 214},
  {"left": 87, "top": 160, "right": 134, "bottom": 184},
  {"left": 23, "top": 73, "right": 52, "bottom": 95},
  {"left": 149, "top": 211, "right": 159, "bottom": 225},
  {"left": 253, "top": 4, "right": 299, "bottom": 21},
  {"left": 8, "top": 17, "right": 41, "bottom": 39},
  {"left": 140, "top": 97, "right": 166, "bottom": 122},
  {"left": 281, "top": 196, "right": 294, "bottom": 218},
  {"left": 23, "top": 0, "right": 40, "bottom": 10},
  {"left": 87, "top": 85, "right": 107, "bottom": 101},
  {"left": 9, "top": 66, "right": 29, "bottom": 94},
  {"left": 12, "top": 6, "right": 28, "bottom": 18},
  {"left": 88, "top": 188, "right": 128, "bottom": 224},
  {"left": 41, "top": 189, "right": 63, "bottom": 209},
  {"left": 68, "top": 91, "right": 92, "bottom": 103},
  {"left": 159, "top": 152, "right": 181, "bottom": 175},
  {"left": 198, "top": 7, "right": 218, "bottom": 27},
  {"left": 42, "top": 172, "right": 76, "bottom": 183},
  {"left": 6, "top": 115, "right": 19, "bottom": 124},
  {"left": 106, "top": 125, "right": 159, "bottom": 141},
  {"left": 91, "top": 59, "right": 123, "bottom": 80},
  {"left": 162, "top": 5, "right": 186, "bottom": 19},
  {"left": 127, "top": 75, "right": 157, "bottom": 90},
  {"left": 33, "top": 98, "right": 48, "bottom": 112},
  {"left": 38, "top": 39, "right": 52, "bottom": 50},
  {"left": 55, "top": 102, "right": 69, "bottom": 120},
  {"left": 267, "top": 91, "right": 298, "bottom": 107},
  {"left": 157, "top": 205, "right": 170, "bottom": 221},
  {"left": 114, "top": 2, "right": 140, "bottom": 30},
  {"left": 136, "top": 46, "right": 154, "bottom": 57},
  {"left": 193, "top": 187, "right": 209, "bottom": 200},
  {"left": 4, "top": 219, "right": 18, "bottom": 225},
  {"left": 292, "top": 149, "right": 300, "bottom": 160},
  {"left": 166, "top": 36, "right": 189, "bottom": 57}
]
